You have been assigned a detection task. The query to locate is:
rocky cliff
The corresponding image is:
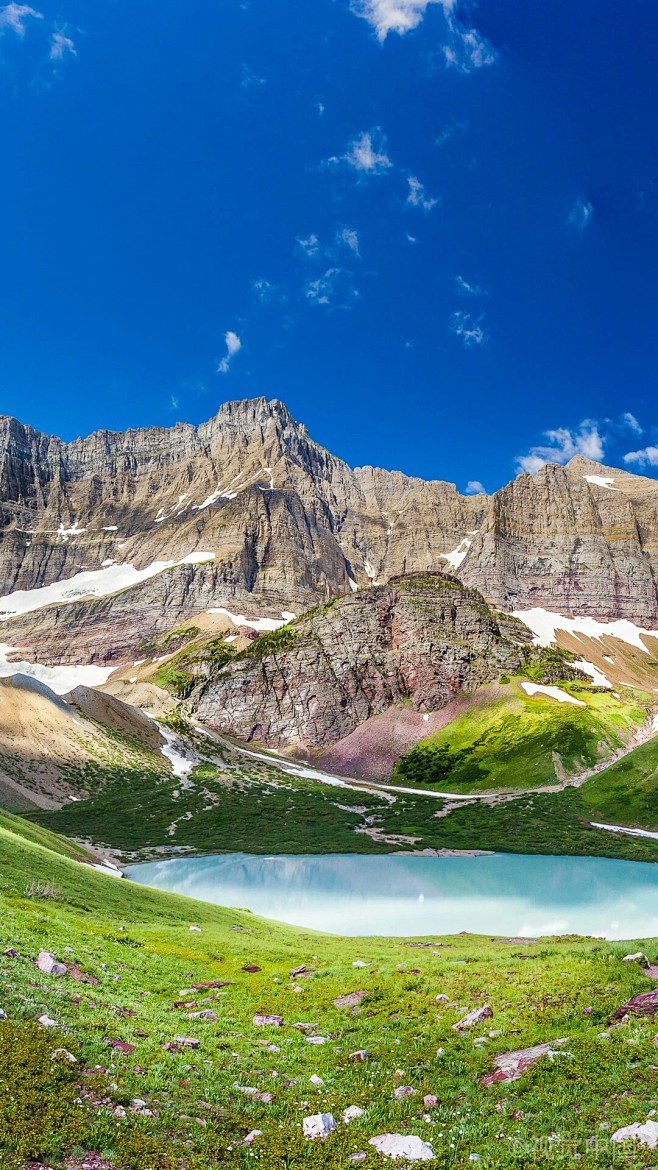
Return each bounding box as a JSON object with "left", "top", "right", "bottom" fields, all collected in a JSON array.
[
  {"left": 189, "top": 573, "right": 583, "bottom": 750},
  {"left": 1, "top": 397, "right": 658, "bottom": 665}
]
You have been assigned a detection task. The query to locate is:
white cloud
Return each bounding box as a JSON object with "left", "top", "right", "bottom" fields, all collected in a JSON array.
[
  {"left": 241, "top": 64, "right": 266, "bottom": 88},
  {"left": 621, "top": 411, "right": 643, "bottom": 435},
  {"left": 296, "top": 233, "right": 321, "bottom": 258},
  {"left": 442, "top": 25, "right": 497, "bottom": 73},
  {"left": 465, "top": 480, "right": 485, "bottom": 495},
  {"left": 516, "top": 421, "right": 605, "bottom": 475},
  {"left": 450, "top": 310, "right": 487, "bottom": 348},
  {"left": 0, "top": 3, "right": 43, "bottom": 35},
  {"left": 340, "top": 128, "right": 392, "bottom": 175},
  {"left": 455, "top": 274, "right": 487, "bottom": 296},
  {"left": 50, "top": 29, "right": 76, "bottom": 60},
  {"left": 336, "top": 227, "right": 360, "bottom": 256},
  {"left": 351, "top": 0, "right": 440, "bottom": 39},
  {"left": 305, "top": 268, "right": 359, "bottom": 309},
  {"left": 406, "top": 175, "right": 439, "bottom": 212},
  {"left": 170, "top": 395, "right": 179, "bottom": 411},
  {"left": 568, "top": 197, "right": 594, "bottom": 231},
  {"left": 251, "top": 277, "right": 285, "bottom": 305},
  {"left": 217, "top": 330, "right": 242, "bottom": 374},
  {"left": 623, "top": 446, "right": 658, "bottom": 468}
]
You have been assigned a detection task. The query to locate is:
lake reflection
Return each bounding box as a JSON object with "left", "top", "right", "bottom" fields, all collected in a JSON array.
[{"left": 126, "top": 852, "right": 658, "bottom": 939}]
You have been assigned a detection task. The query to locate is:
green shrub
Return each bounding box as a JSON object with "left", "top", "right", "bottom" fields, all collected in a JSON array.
[{"left": 0, "top": 1021, "right": 86, "bottom": 1163}]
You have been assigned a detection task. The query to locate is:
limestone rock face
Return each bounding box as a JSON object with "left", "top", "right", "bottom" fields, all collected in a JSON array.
[
  {"left": 2, "top": 397, "right": 658, "bottom": 665},
  {"left": 190, "top": 574, "right": 545, "bottom": 749}
]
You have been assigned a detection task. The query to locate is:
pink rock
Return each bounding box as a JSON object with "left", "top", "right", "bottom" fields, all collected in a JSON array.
[
  {"left": 481, "top": 1038, "right": 570, "bottom": 1085},
  {"left": 423, "top": 1095, "right": 438, "bottom": 1108},
  {"left": 369, "top": 1134, "right": 435, "bottom": 1161},
  {"left": 393, "top": 1086, "right": 417, "bottom": 1099},
  {"left": 453, "top": 1005, "right": 493, "bottom": 1031},
  {"left": 37, "top": 951, "right": 67, "bottom": 977},
  {"left": 253, "top": 1013, "right": 284, "bottom": 1027}
]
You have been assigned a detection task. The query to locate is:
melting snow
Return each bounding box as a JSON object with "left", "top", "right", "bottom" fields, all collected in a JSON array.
[
  {"left": 57, "top": 522, "right": 86, "bottom": 541},
  {"left": 521, "top": 681, "right": 586, "bottom": 707},
  {"left": 592, "top": 822, "right": 658, "bottom": 842},
  {"left": 440, "top": 538, "right": 472, "bottom": 570},
  {"left": 207, "top": 607, "right": 292, "bottom": 632},
  {"left": 513, "top": 608, "right": 658, "bottom": 653},
  {"left": 0, "top": 643, "right": 115, "bottom": 695},
  {"left": 158, "top": 726, "right": 195, "bottom": 782},
  {"left": 583, "top": 475, "right": 618, "bottom": 490},
  {"left": 0, "top": 552, "right": 216, "bottom": 620},
  {"left": 102, "top": 526, "right": 118, "bottom": 532},
  {"left": 348, "top": 577, "right": 359, "bottom": 592},
  {"left": 573, "top": 659, "right": 612, "bottom": 688}
]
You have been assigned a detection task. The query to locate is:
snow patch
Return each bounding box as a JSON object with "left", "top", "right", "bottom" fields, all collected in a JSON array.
[
  {"left": 102, "top": 526, "right": 118, "bottom": 532},
  {"left": 0, "top": 644, "right": 114, "bottom": 695},
  {"left": 583, "top": 475, "right": 618, "bottom": 489},
  {"left": 57, "top": 522, "right": 86, "bottom": 541},
  {"left": 348, "top": 577, "right": 358, "bottom": 592},
  {"left": 592, "top": 822, "right": 658, "bottom": 842},
  {"left": 0, "top": 552, "right": 216, "bottom": 620},
  {"left": 207, "top": 607, "right": 291, "bottom": 632},
  {"left": 159, "top": 726, "right": 195, "bottom": 782},
  {"left": 440, "top": 538, "right": 472, "bottom": 570},
  {"left": 573, "top": 659, "right": 612, "bottom": 688},
  {"left": 521, "top": 681, "right": 586, "bottom": 707},
  {"left": 513, "top": 608, "right": 658, "bottom": 653}
]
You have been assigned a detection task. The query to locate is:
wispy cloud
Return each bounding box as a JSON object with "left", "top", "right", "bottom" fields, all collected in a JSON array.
[
  {"left": 435, "top": 119, "right": 468, "bottom": 147},
  {"left": 465, "top": 480, "right": 485, "bottom": 495},
  {"left": 251, "top": 277, "right": 285, "bottom": 305},
  {"left": 0, "top": 3, "right": 43, "bottom": 35},
  {"left": 335, "top": 227, "right": 360, "bottom": 256},
  {"left": 623, "top": 446, "right": 658, "bottom": 468},
  {"left": 455, "top": 274, "right": 487, "bottom": 296},
  {"left": 568, "top": 197, "right": 594, "bottom": 231},
  {"left": 170, "top": 394, "right": 179, "bottom": 411},
  {"left": 295, "top": 233, "right": 321, "bottom": 258},
  {"left": 241, "top": 64, "right": 266, "bottom": 88},
  {"left": 217, "top": 330, "right": 242, "bottom": 374},
  {"left": 516, "top": 420, "right": 604, "bottom": 475},
  {"left": 450, "top": 311, "right": 488, "bottom": 348},
  {"left": 305, "top": 268, "right": 359, "bottom": 309},
  {"left": 621, "top": 411, "right": 643, "bottom": 435},
  {"left": 442, "top": 24, "right": 497, "bottom": 73},
  {"left": 330, "top": 127, "right": 393, "bottom": 175},
  {"left": 351, "top": 0, "right": 438, "bottom": 39},
  {"left": 406, "top": 175, "right": 439, "bottom": 212},
  {"left": 50, "top": 28, "right": 75, "bottom": 60}
]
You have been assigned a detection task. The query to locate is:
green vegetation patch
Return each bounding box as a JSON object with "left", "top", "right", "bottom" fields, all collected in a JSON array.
[{"left": 393, "top": 683, "right": 649, "bottom": 792}]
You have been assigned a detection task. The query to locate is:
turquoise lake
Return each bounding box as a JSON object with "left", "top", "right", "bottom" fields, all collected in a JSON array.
[{"left": 126, "top": 852, "right": 658, "bottom": 939}]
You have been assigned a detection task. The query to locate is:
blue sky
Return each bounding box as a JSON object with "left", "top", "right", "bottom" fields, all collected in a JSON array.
[{"left": 2, "top": 0, "right": 658, "bottom": 492}]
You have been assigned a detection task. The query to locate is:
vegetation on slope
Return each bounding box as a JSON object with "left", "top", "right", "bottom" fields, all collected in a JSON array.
[
  {"left": 392, "top": 682, "right": 650, "bottom": 792},
  {"left": 3, "top": 814, "right": 658, "bottom": 1168}
]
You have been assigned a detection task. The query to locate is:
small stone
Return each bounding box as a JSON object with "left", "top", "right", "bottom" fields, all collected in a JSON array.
[
  {"left": 267, "top": 1043, "right": 281, "bottom": 1053},
  {"left": 469, "top": 1155, "right": 482, "bottom": 1163},
  {"left": 453, "top": 1005, "right": 493, "bottom": 1031},
  {"left": 333, "top": 990, "right": 369, "bottom": 1009},
  {"left": 244, "top": 1130, "right": 263, "bottom": 1146},
  {"left": 51, "top": 1048, "right": 77, "bottom": 1063},
  {"left": 114, "top": 1106, "right": 127, "bottom": 1118},
  {"left": 253, "top": 1013, "right": 284, "bottom": 1027},
  {"left": 598, "top": 1032, "right": 611, "bottom": 1039},
  {"left": 131, "top": 1098, "right": 147, "bottom": 1110},
  {"left": 352, "top": 961, "right": 370, "bottom": 968},
  {"left": 393, "top": 1086, "right": 416, "bottom": 1099},
  {"left": 291, "top": 965, "right": 307, "bottom": 977},
  {"left": 172, "top": 1035, "right": 200, "bottom": 1048},
  {"left": 243, "top": 965, "right": 262, "bottom": 973},
  {"left": 369, "top": 1133, "right": 435, "bottom": 1161},
  {"left": 350, "top": 1049, "right": 368, "bottom": 1061},
  {"left": 189, "top": 925, "right": 202, "bottom": 932},
  {"left": 0, "top": 1009, "right": 6, "bottom": 1020},
  {"left": 4, "top": 948, "right": 18, "bottom": 958},
  {"left": 349, "top": 1154, "right": 367, "bottom": 1164},
  {"left": 37, "top": 951, "right": 67, "bottom": 977},
  {"left": 622, "top": 952, "right": 650, "bottom": 967},
  {"left": 423, "top": 1095, "right": 438, "bottom": 1108},
  {"left": 436, "top": 1047, "right": 445, "bottom": 1057},
  {"left": 342, "top": 1105, "right": 365, "bottom": 1123},
  {"left": 302, "top": 1112, "right": 337, "bottom": 1140},
  {"left": 37, "top": 1015, "right": 58, "bottom": 1028},
  {"left": 611, "top": 1119, "right": 658, "bottom": 1148},
  {"left": 188, "top": 1009, "right": 217, "bottom": 1022},
  {"left": 435, "top": 994, "right": 449, "bottom": 1004},
  {"left": 309, "top": 1074, "right": 324, "bottom": 1086},
  {"left": 305, "top": 1035, "right": 326, "bottom": 1045}
]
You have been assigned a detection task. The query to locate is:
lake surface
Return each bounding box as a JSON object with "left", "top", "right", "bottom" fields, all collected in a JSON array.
[{"left": 126, "top": 852, "right": 658, "bottom": 939}]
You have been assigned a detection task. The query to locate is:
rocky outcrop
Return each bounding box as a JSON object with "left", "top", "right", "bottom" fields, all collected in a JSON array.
[
  {"left": 189, "top": 573, "right": 579, "bottom": 750},
  {"left": 2, "top": 397, "right": 658, "bottom": 665}
]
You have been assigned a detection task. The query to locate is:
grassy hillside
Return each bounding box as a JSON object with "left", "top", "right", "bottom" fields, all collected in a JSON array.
[
  {"left": 3, "top": 813, "right": 658, "bottom": 1168},
  {"left": 392, "top": 681, "right": 649, "bottom": 793}
]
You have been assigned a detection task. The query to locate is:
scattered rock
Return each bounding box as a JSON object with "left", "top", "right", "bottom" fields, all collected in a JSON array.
[
  {"left": 105, "top": 1038, "right": 136, "bottom": 1054},
  {"left": 333, "top": 990, "right": 369, "bottom": 1009},
  {"left": 393, "top": 1086, "right": 416, "bottom": 1099},
  {"left": 189, "top": 925, "right": 202, "bottom": 932},
  {"left": 191, "top": 980, "right": 232, "bottom": 990},
  {"left": 435, "top": 994, "right": 449, "bottom": 1004},
  {"left": 610, "top": 989, "right": 658, "bottom": 1021},
  {"left": 267, "top": 1044, "right": 281, "bottom": 1053},
  {"left": 343, "top": 1105, "right": 365, "bottom": 1123},
  {"left": 453, "top": 1006, "right": 493, "bottom": 1031},
  {"left": 291, "top": 965, "right": 307, "bottom": 977},
  {"left": 481, "top": 1039, "right": 570, "bottom": 1085},
  {"left": 4, "top": 948, "right": 19, "bottom": 958},
  {"left": 172, "top": 1035, "right": 200, "bottom": 1048},
  {"left": 302, "top": 1112, "right": 337, "bottom": 1140},
  {"left": 37, "top": 1015, "right": 58, "bottom": 1028},
  {"left": 622, "top": 952, "right": 650, "bottom": 966},
  {"left": 368, "top": 1134, "right": 435, "bottom": 1161},
  {"left": 69, "top": 964, "right": 100, "bottom": 985},
  {"left": 253, "top": 1013, "right": 284, "bottom": 1027},
  {"left": 188, "top": 1010, "right": 217, "bottom": 1022},
  {"left": 643, "top": 966, "right": 658, "bottom": 981},
  {"left": 423, "top": 1095, "right": 438, "bottom": 1108},
  {"left": 350, "top": 1049, "right": 369, "bottom": 1062},
  {"left": 244, "top": 1130, "right": 263, "bottom": 1146},
  {"left": 37, "top": 951, "right": 67, "bottom": 977},
  {"left": 305, "top": 1035, "right": 327, "bottom": 1045},
  {"left": 611, "top": 1119, "right": 658, "bottom": 1148},
  {"left": 0, "top": 1009, "right": 6, "bottom": 1020},
  {"left": 349, "top": 1154, "right": 367, "bottom": 1164},
  {"left": 243, "top": 965, "right": 262, "bottom": 973},
  {"left": 309, "top": 1074, "right": 324, "bottom": 1086},
  {"left": 352, "top": 961, "right": 370, "bottom": 968},
  {"left": 51, "top": 1048, "right": 77, "bottom": 1063}
]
